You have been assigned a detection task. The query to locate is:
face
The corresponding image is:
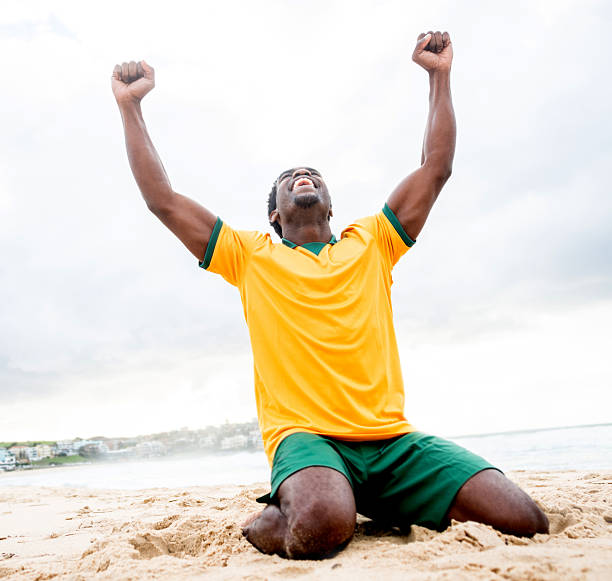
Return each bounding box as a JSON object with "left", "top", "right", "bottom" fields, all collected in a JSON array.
[{"left": 270, "top": 167, "right": 332, "bottom": 228}]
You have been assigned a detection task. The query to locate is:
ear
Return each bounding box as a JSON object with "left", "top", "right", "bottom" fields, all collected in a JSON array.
[
  {"left": 329, "top": 207, "right": 333, "bottom": 218},
  {"left": 269, "top": 208, "right": 280, "bottom": 225}
]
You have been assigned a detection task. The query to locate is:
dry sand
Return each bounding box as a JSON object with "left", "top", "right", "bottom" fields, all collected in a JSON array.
[{"left": 0, "top": 471, "right": 610, "bottom": 580}]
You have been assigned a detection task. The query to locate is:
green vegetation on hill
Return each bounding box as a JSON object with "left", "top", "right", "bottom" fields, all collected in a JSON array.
[
  {"left": 0, "top": 441, "right": 56, "bottom": 448},
  {"left": 32, "top": 455, "right": 86, "bottom": 466}
]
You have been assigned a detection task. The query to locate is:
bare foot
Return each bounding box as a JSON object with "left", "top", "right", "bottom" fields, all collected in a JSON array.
[{"left": 241, "top": 509, "right": 263, "bottom": 534}]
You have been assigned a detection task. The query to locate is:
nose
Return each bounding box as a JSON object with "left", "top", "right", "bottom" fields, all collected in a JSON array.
[{"left": 292, "top": 168, "right": 312, "bottom": 179}]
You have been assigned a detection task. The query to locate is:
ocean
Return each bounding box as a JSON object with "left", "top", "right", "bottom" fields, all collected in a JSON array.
[{"left": 1, "top": 424, "right": 610, "bottom": 490}]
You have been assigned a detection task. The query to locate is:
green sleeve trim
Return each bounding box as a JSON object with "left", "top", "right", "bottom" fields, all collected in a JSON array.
[
  {"left": 199, "top": 217, "right": 223, "bottom": 269},
  {"left": 382, "top": 204, "right": 416, "bottom": 247}
]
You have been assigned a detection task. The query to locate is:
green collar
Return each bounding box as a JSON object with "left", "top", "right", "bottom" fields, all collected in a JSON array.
[{"left": 281, "top": 234, "right": 337, "bottom": 256}]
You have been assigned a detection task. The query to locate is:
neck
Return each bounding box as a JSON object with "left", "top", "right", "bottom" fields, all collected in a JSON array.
[{"left": 281, "top": 218, "right": 332, "bottom": 246}]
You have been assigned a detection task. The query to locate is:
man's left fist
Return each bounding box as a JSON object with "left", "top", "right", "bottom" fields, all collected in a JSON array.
[{"left": 412, "top": 31, "right": 452, "bottom": 73}]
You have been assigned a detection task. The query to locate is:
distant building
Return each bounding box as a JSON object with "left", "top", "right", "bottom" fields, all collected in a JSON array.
[
  {"left": 0, "top": 448, "right": 16, "bottom": 471},
  {"left": 135, "top": 441, "right": 166, "bottom": 457},
  {"left": 248, "top": 430, "right": 264, "bottom": 450},
  {"left": 8, "top": 445, "right": 30, "bottom": 463},
  {"left": 220, "top": 434, "right": 248, "bottom": 450},
  {"left": 24, "top": 447, "right": 39, "bottom": 461},
  {"left": 35, "top": 444, "right": 53, "bottom": 460},
  {"left": 79, "top": 442, "right": 109, "bottom": 457},
  {"left": 73, "top": 439, "right": 104, "bottom": 451},
  {"left": 55, "top": 441, "right": 78, "bottom": 456},
  {"left": 104, "top": 439, "right": 122, "bottom": 451},
  {"left": 199, "top": 435, "right": 217, "bottom": 449}
]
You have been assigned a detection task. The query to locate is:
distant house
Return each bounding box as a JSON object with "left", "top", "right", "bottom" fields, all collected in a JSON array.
[
  {"left": 8, "top": 445, "right": 30, "bottom": 463},
  {"left": 220, "top": 434, "right": 248, "bottom": 450},
  {"left": 25, "top": 446, "right": 39, "bottom": 461},
  {"left": 35, "top": 444, "right": 53, "bottom": 460},
  {"left": 135, "top": 441, "right": 166, "bottom": 457},
  {"left": 79, "top": 442, "right": 109, "bottom": 457},
  {"left": 248, "top": 430, "right": 264, "bottom": 450},
  {"left": 199, "top": 434, "right": 217, "bottom": 449},
  {"left": 104, "top": 439, "right": 122, "bottom": 451},
  {"left": 73, "top": 440, "right": 108, "bottom": 455},
  {"left": 55, "top": 440, "right": 78, "bottom": 456},
  {"left": 0, "top": 448, "right": 16, "bottom": 471}
]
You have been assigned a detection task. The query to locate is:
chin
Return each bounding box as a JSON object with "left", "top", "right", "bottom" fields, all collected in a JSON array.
[{"left": 294, "top": 193, "right": 320, "bottom": 208}]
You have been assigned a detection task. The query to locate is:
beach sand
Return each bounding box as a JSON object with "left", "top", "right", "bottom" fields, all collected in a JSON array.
[{"left": 0, "top": 471, "right": 610, "bottom": 580}]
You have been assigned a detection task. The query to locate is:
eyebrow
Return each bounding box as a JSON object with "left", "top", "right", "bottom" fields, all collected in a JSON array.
[{"left": 277, "top": 168, "right": 321, "bottom": 183}]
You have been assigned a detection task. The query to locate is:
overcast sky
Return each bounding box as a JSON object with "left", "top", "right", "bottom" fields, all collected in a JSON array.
[{"left": 1, "top": 0, "right": 610, "bottom": 442}]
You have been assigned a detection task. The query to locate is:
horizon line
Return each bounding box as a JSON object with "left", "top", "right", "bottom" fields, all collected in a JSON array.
[{"left": 445, "top": 422, "right": 611, "bottom": 440}]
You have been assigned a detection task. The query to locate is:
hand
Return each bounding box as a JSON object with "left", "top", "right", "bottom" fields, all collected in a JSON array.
[
  {"left": 111, "top": 60, "right": 155, "bottom": 105},
  {"left": 412, "top": 31, "right": 452, "bottom": 74}
]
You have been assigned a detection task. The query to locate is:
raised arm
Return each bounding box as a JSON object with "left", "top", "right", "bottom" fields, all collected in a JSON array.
[
  {"left": 111, "top": 61, "right": 216, "bottom": 261},
  {"left": 387, "top": 31, "right": 456, "bottom": 241}
]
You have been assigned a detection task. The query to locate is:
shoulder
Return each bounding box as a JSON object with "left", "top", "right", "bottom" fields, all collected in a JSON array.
[
  {"left": 341, "top": 214, "right": 377, "bottom": 238},
  {"left": 340, "top": 207, "right": 415, "bottom": 267},
  {"left": 201, "top": 218, "right": 271, "bottom": 272},
  {"left": 342, "top": 207, "right": 415, "bottom": 247},
  {"left": 217, "top": 221, "right": 271, "bottom": 249}
]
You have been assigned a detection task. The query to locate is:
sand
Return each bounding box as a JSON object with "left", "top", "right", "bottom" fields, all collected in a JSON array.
[{"left": 0, "top": 471, "right": 610, "bottom": 580}]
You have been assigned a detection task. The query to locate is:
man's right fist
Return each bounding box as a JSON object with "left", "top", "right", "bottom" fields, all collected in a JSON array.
[
  {"left": 412, "top": 31, "right": 452, "bottom": 74},
  {"left": 112, "top": 60, "right": 155, "bottom": 105}
]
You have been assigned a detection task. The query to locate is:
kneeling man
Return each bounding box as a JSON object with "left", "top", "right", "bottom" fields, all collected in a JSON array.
[{"left": 112, "top": 30, "right": 549, "bottom": 559}]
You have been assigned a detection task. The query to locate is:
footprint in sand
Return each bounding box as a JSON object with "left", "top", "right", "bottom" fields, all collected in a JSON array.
[{"left": 129, "top": 532, "right": 169, "bottom": 559}]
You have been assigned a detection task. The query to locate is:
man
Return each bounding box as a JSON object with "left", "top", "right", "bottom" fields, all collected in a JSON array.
[{"left": 112, "top": 31, "right": 549, "bottom": 559}]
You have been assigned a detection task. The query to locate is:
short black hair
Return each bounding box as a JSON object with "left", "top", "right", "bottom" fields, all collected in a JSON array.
[
  {"left": 267, "top": 179, "right": 284, "bottom": 239},
  {"left": 268, "top": 168, "right": 301, "bottom": 239}
]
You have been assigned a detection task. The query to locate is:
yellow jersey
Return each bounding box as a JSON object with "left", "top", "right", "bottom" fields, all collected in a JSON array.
[{"left": 201, "top": 204, "right": 416, "bottom": 464}]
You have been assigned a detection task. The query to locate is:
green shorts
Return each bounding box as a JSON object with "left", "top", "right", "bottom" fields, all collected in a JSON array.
[{"left": 257, "top": 432, "right": 499, "bottom": 531}]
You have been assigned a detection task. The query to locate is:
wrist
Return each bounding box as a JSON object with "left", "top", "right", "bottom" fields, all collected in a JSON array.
[
  {"left": 428, "top": 68, "right": 451, "bottom": 81},
  {"left": 428, "top": 69, "right": 451, "bottom": 93},
  {"left": 117, "top": 98, "right": 143, "bottom": 115}
]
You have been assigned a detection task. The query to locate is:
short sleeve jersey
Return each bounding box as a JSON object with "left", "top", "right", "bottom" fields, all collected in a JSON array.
[{"left": 201, "top": 204, "right": 416, "bottom": 464}]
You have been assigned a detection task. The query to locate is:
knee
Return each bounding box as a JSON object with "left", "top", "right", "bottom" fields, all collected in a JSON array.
[
  {"left": 450, "top": 469, "right": 550, "bottom": 537},
  {"left": 521, "top": 502, "right": 549, "bottom": 536},
  {"left": 505, "top": 497, "right": 549, "bottom": 537},
  {"left": 285, "top": 498, "right": 356, "bottom": 559}
]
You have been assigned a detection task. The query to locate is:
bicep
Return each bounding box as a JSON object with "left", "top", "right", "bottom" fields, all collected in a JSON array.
[
  {"left": 386, "top": 161, "right": 450, "bottom": 241},
  {"left": 152, "top": 192, "right": 217, "bottom": 261}
]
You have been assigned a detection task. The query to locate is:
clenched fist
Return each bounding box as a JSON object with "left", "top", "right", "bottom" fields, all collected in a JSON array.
[
  {"left": 412, "top": 31, "right": 452, "bottom": 73},
  {"left": 111, "top": 60, "right": 155, "bottom": 105}
]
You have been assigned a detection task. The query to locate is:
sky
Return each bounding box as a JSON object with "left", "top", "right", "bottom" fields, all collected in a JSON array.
[{"left": 1, "top": 0, "right": 610, "bottom": 442}]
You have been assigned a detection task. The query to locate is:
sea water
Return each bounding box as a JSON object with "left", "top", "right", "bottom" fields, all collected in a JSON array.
[{"left": 1, "top": 424, "right": 610, "bottom": 490}]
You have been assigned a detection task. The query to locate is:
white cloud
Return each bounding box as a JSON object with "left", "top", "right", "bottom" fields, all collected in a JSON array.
[
  {"left": 1, "top": 0, "right": 610, "bottom": 440},
  {"left": 401, "top": 300, "right": 612, "bottom": 436}
]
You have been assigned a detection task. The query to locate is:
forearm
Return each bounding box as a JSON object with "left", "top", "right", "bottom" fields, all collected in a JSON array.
[
  {"left": 421, "top": 70, "right": 456, "bottom": 178},
  {"left": 118, "top": 100, "right": 174, "bottom": 213}
]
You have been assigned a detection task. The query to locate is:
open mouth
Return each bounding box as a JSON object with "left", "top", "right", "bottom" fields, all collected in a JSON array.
[{"left": 292, "top": 177, "right": 315, "bottom": 191}]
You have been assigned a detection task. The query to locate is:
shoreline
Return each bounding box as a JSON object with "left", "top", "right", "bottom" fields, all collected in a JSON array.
[
  {"left": 1, "top": 470, "right": 611, "bottom": 580},
  {"left": 0, "top": 449, "right": 268, "bottom": 477}
]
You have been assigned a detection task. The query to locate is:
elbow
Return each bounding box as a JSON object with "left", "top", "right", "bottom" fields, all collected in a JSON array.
[
  {"left": 146, "top": 199, "right": 165, "bottom": 216},
  {"left": 442, "top": 165, "right": 452, "bottom": 183},
  {"left": 146, "top": 200, "right": 175, "bottom": 222},
  {"left": 145, "top": 192, "right": 175, "bottom": 218},
  {"left": 437, "top": 164, "right": 452, "bottom": 183},
  {"left": 424, "top": 158, "right": 453, "bottom": 184}
]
